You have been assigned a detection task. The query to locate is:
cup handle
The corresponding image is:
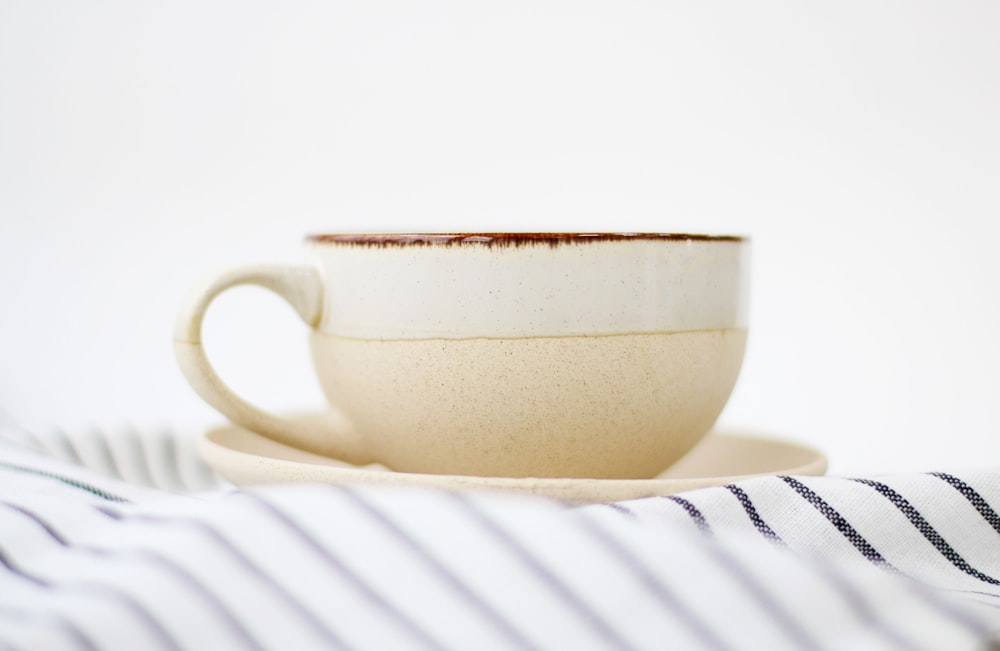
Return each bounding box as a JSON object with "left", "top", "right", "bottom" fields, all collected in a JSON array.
[{"left": 173, "top": 265, "right": 373, "bottom": 464}]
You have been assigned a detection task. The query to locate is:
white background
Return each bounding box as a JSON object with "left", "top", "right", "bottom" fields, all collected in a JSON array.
[{"left": 1, "top": 0, "right": 997, "bottom": 475}]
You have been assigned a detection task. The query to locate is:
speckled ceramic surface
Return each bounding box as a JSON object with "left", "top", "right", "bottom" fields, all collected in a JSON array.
[
  {"left": 197, "top": 414, "right": 827, "bottom": 504},
  {"left": 306, "top": 233, "right": 748, "bottom": 339},
  {"left": 176, "top": 233, "right": 750, "bottom": 479}
]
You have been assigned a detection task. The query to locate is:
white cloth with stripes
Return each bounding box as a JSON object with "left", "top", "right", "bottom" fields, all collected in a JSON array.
[{"left": 0, "top": 424, "right": 998, "bottom": 651}]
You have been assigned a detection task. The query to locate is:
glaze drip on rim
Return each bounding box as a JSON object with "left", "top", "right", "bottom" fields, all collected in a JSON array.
[{"left": 307, "top": 233, "right": 746, "bottom": 247}]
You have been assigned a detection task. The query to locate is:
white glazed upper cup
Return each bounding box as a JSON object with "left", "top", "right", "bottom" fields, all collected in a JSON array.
[{"left": 175, "top": 233, "right": 750, "bottom": 479}]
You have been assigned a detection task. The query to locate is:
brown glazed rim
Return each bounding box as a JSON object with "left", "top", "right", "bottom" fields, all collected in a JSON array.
[{"left": 307, "top": 233, "right": 746, "bottom": 247}]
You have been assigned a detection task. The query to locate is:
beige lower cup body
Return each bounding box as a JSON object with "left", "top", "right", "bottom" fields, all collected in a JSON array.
[{"left": 175, "top": 233, "right": 750, "bottom": 479}]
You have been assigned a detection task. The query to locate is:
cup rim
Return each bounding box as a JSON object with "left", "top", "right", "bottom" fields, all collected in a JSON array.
[{"left": 306, "top": 232, "right": 747, "bottom": 246}]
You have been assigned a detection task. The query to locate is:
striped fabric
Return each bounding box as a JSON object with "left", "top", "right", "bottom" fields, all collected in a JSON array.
[{"left": 1, "top": 424, "right": 998, "bottom": 651}]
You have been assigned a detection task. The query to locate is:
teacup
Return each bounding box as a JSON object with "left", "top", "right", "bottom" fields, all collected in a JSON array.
[{"left": 175, "top": 233, "right": 749, "bottom": 479}]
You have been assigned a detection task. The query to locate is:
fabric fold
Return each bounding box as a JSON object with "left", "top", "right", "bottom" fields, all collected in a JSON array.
[{"left": 1, "top": 426, "right": 998, "bottom": 651}]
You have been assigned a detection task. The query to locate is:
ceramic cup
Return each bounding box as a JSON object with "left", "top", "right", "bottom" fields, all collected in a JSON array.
[{"left": 175, "top": 233, "right": 749, "bottom": 479}]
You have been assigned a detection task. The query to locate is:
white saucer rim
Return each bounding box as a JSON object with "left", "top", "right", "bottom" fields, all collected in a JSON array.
[{"left": 198, "top": 418, "right": 827, "bottom": 501}]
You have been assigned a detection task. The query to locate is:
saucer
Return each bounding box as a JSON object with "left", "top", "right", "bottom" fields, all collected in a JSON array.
[{"left": 198, "top": 415, "right": 827, "bottom": 503}]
